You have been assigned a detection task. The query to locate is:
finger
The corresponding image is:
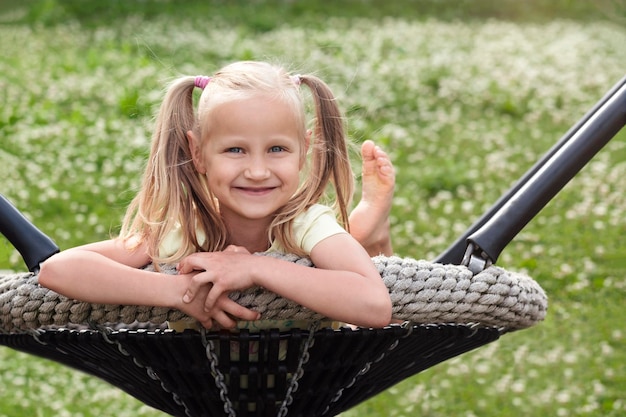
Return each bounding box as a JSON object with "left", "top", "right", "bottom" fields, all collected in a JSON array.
[
  {"left": 224, "top": 245, "right": 250, "bottom": 254},
  {"left": 201, "top": 279, "right": 226, "bottom": 312},
  {"left": 176, "top": 261, "right": 191, "bottom": 274},
  {"left": 212, "top": 311, "right": 237, "bottom": 329},
  {"left": 219, "top": 297, "right": 261, "bottom": 321},
  {"left": 177, "top": 252, "right": 211, "bottom": 274},
  {"left": 182, "top": 272, "right": 213, "bottom": 303},
  {"left": 204, "top": 287, "right": 220, "bottom": 313},
  {"left": 199, "top": 318, "right": 213, "bottom": 329}
]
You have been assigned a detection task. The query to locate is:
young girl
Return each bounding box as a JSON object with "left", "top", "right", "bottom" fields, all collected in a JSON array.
[{"left": 39, "top": 61, "right": 395, "bottom": 330}]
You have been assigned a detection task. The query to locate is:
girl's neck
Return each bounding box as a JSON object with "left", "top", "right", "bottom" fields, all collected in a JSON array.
[{"left": 225, "top": 217, "right": 272, "bottom": 253}]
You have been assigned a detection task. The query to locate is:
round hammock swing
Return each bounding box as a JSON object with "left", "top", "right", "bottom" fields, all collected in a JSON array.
[
  {"left": 1, "top": 75, "right": 623, "bottom": 417},
  {"left": 0, "top": 257, "right": 545, "bottom": 417}
]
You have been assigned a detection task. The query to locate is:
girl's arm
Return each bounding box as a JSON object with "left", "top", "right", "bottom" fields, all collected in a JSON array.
[
  {"left": 38, "top": 239, "right": 260, "bottom": 327},
  {"left": 179, "top": 234, "right": 393, "bottom": 328},
  {"left": 39, "top": 239, "right": 175, "bottom": 306}
]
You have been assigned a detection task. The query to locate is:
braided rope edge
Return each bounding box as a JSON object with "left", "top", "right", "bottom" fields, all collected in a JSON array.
[{"left": 0, "top": 254, "right": 547, "bottom": 333}]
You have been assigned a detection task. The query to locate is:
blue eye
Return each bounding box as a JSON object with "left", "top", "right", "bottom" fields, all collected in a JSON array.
[
  {"left": 227, "top": 147, "right": 243, "bottom": 153},
  {"left": 269, "top": 146, "right": 284, "bottom": 153}
]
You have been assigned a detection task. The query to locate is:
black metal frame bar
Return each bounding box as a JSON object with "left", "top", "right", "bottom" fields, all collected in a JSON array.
[
  {"left": 0, "top": 194, "right": 58, "bottom": 273},
  {"left": 436, "top": 75, "right": 626, "bottom": 267}
]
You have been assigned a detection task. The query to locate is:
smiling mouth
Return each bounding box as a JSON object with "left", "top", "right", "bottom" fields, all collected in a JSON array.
[{"left": 235, "top": 187, "right": 277, "bottom": 195}]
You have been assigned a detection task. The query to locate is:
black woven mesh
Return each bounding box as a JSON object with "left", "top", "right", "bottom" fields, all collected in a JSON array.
[{"left": 0, "top": 324, "right": 500, "bottom": 416}]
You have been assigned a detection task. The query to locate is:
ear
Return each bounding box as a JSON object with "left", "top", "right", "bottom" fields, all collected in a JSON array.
[
  {"left": 300, "top": 129, "right": 312, "bottom": 168},
  {"left": 186, "top": 130, "right": 206, "bottom": 174}
]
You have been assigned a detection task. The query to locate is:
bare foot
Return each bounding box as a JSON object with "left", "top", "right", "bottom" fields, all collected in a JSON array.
[{"left": 349, "top": 140, "right": 395, "bottom": 256}]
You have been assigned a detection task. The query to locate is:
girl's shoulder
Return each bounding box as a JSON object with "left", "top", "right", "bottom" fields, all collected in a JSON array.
[
  {"left": 270, "top": 204, "right": 347, "bottom": 255},
  {"left": 294, "top": 203, "right": 335, "bottom": 223}
]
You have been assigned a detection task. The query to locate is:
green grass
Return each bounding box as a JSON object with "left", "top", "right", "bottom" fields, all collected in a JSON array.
[{"left": 1, "top": 1, "right": 625, "bottom": 416}]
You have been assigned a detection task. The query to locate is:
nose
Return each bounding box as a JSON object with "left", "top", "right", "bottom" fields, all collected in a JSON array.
[{"left": 244, "top": 155, "right": 271, "bottom": 180}]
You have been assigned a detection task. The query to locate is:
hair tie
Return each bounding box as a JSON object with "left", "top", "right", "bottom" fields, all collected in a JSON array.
[
  {"left": 194, "top": 75, "right": 211, "bottom": 90},
  {"left": 290, "top": 74, "right": 301, "bottom": 86}
]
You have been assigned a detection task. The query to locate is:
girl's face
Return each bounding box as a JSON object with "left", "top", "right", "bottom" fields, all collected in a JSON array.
[{"left": 190, "top": 95, "right": 306, "bottom": 226}]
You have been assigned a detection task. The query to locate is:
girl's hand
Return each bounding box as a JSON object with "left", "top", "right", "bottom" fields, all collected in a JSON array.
[
  {"left": 175, "top": 269, "right": 260, "bottom": 328},
  {"left": 177, "top": 246, "right": 258, "bottom": 317}
]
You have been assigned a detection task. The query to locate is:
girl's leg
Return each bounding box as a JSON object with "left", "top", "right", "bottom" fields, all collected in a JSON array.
[{"left": 349, "top": 140, "right": 395, "bottom": 257}]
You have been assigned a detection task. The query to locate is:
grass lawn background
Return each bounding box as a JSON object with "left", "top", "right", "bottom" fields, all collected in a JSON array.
[{"left": 1, "top": 1, "right": 625, "bottom": 416}]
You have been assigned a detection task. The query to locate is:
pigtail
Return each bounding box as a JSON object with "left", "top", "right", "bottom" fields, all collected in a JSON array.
[
  {"left": 120, "top": 76, "right": 226, "bottom": 265},
  {"left": 299, "top": 75, "right": 354, "bottom": 230},
  {"left": 269, "top": 73, "right": 355, "bottom": 256}
]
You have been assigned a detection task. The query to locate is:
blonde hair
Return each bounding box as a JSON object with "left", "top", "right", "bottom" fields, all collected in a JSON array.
[{"left": 120, "top": 61, "right": 354, "bottom": 264}]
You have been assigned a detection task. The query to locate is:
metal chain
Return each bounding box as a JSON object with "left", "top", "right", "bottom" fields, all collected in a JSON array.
[
  {"left": 97, "top": 326, "right": 193, "bottom": 416},
  {"left": 322, "top": 322, "right": 414, "bottom": 415},
  {"left": 26, "top": 328, "right": 47, "bottom": 345},
  {"left": 201, "top": 328, "right": 237, "bottom": 417},
  {"left": 277, "top": 321, "right": 320, "bottom": 417}
]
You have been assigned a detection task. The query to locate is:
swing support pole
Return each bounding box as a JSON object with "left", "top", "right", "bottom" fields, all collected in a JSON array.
[
  {"left": 0, "top": 194, "right": 59, "bottom": 273},
  {"left": 435, "top": 75, "right": 626, "bottom": 271}
]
